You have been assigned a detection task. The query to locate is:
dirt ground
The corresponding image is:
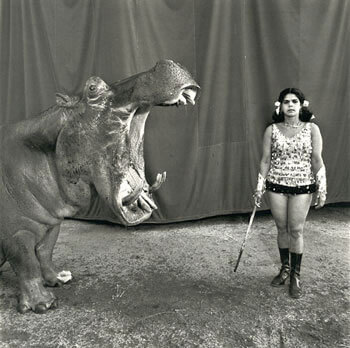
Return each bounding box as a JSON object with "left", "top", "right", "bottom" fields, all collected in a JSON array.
[{"left": 0, "top": 203, "right": 349, "bottom": 348}]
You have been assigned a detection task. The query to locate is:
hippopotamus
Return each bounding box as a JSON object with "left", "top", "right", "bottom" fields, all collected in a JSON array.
[{"left": 0, "top": 60, "right": 199, "bottom": 313}]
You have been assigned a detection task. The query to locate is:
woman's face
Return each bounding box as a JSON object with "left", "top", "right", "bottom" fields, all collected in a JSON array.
[{"left": 281, "top": 93, "right": 301, "bottom": 118}]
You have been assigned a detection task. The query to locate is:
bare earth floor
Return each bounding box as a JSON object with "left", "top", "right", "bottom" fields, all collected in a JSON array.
[{"left": 0, "top": 204, "right": 349, "bottom": 348}]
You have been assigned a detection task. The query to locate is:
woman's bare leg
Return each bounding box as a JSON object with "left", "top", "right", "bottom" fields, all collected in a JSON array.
[
  {"left": 267, "top": 191, "right": 291, "bottom": 286},
  {"left": 267, "top": 192, "right": 289, "bottom": 248},
  {"left": 287, "top": 193, "right": 313, "bottom": 298},
  {"left": 287, "top": 194, "right": 313, "bottom": 253}
]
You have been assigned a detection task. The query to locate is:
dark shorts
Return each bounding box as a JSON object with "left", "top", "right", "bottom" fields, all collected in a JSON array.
[{"left": 266, "top": 180, "right": 316, "bottom": 195}]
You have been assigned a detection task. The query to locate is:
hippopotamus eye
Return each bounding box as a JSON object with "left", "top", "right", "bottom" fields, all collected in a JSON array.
[{"left": 89, "top": 85, "right": 97, "bottom": 92}]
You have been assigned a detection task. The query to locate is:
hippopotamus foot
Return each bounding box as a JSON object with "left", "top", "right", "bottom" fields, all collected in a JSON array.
[
  {"left": 36, "top": 224, "right": 72, "bottom": 286},
  {"left": 8, "top": 229, "right": 60, "bottom": 313},
  {"left": 17, "top": 278, "right": 58, "bottom": 314}
]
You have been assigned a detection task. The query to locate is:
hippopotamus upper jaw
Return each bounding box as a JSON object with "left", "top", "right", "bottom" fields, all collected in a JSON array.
[{"left": 111, "top": 60, "right": 200, "bottom": 108}]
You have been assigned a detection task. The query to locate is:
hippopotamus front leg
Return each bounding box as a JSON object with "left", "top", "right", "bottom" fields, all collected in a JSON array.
[
  {"left": 7, "top": 230, "right": 58, "bottom": 314},
  {"left": 36, "top": 224, "right": 72, "bottom": 287}
]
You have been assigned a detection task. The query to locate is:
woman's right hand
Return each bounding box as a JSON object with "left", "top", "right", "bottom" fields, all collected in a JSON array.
[{"left": 253, "top": 190, "right": 263, "bottom": 207}]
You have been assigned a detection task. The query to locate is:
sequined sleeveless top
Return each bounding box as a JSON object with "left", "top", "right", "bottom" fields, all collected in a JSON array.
[{"left": 266, "top": 123, "right": 315, "bottom": 187}]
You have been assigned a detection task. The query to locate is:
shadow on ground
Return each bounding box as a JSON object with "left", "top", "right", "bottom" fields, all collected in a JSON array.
[{"left": 0, "top": 204, "right": 349, "bottom": 347}]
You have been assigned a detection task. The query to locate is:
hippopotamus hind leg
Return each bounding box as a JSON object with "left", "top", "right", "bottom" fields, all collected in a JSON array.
[
  {"left": 7, "top": 229, "right": 57, "bottom": 314},
  {"left": 36, "top": 224, "right": 72, "bottom": 287}
]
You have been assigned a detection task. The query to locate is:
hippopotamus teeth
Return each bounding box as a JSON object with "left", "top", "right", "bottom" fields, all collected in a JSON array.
[
  {"left": 183, "top": 88, "right": 197, "bottom": 105},
  {"left": 138, "top": 196, "right": 153, "bottom": 213},
  {"left": 159, "top": 86, "right": 198, "bottom": 107},
  {"left": 115, "top": 190, "right": 157, "bottom": 226},
  {"left": 149, "top": 172, "right": 167, "bottom": 193},
  {"left": 121, "top": 184, "right": 143, "bottom": 206},
  {"left": 175, "top": 88, "right": 197, "bottom": 106},
  {"left": 140, "top": 192, "right": 158, "bottom": 210},
  {"left": 178, "top": 94, "right": 188, "bottom": 105}
]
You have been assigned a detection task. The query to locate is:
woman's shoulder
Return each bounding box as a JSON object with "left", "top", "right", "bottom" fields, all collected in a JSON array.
[
  {"left": 307, "top": 122, "right": 320, "bottom": 132},
  {"left": 264, "top": 124, "right": 274, "bottom": 134},
  {"left": 307, "top": 122, "right": 322, "bottom": 139},
  {"left": 262, "top": 124, "right": 274, "bottom": 140},
  {"left": 265, "top": 123, "right": 275, "bottom": 131}
]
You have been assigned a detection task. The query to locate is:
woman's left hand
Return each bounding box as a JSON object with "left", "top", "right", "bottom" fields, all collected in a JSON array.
[{"left": 315, "top": 193, "right": 326, "bottom": 209}]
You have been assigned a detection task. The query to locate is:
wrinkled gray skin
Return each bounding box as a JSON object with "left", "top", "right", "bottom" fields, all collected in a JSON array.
[{"left": 0, "top": 60, "right": 199, "bottom": 314}]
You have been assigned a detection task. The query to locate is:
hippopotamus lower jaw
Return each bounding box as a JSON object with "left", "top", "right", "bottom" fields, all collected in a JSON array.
[
  {"left": 89, "top": 63, "right": 198, "bottom": 225},
  {"left": 76, "top": 104, "right": 165, "bottom": 226},
  {"left": 113, "top": 181, "right": 157, "bottom": 226},
  {"left": 110, "top": 107, "right": 164, "bottom": 225},
  {"left": 108, "top": 154, "right": 168, "bottom": 225}
]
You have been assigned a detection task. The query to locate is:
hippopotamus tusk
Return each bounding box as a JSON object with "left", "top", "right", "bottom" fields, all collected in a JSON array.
[
  {"left": 121, "top": 184, "right": 144, "bottom": 206},
  {"left": 149, "top": 172, "right": 167, "bottom": 193}
]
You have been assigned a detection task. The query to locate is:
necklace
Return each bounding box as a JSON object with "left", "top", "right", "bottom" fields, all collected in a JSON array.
[{"left": 283, "top": 121, "right": 302, "bottom": 129}]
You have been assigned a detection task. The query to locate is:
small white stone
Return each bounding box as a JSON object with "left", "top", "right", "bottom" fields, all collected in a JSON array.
[{"left": 57, "top": 270, "right": 73, "bottom": 283}]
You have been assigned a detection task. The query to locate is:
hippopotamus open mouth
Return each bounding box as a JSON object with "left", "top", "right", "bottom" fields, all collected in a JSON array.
[
  {"left": 56, "top": 60, "right": 199, "bottom": 226},
  {"left": 108, "top": 61, "right": 199, "bottom": 225}
]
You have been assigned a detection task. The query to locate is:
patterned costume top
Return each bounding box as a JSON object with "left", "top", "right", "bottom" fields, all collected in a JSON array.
[{"left": 266, "top": 123, "right": 315, "bottom": 187}]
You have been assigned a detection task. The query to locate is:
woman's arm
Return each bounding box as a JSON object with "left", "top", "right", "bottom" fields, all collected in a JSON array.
[
  {"left": 311, "top": 123, "right": 327, "bottom": 209},
  {"left": 254, "top": 125, "right": 272, "bottom": 206},
  {"left": 311, "top": 123, "right": 324, "bottom": 172},
  {"left": 259, "top": 125, "right": 272, "bottom": 178}
]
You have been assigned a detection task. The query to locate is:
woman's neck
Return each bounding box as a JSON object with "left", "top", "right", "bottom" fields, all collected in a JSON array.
[{"left": 284, "top": 116, "right": 300, "bottom": 126}]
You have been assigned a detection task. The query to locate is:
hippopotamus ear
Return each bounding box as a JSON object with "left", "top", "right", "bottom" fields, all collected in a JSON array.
[
  {"left": 83, "top": 76, "right": 112, "bottom": 108},
  {"left": 55, "top": 93, "right": 80, "bottom": 107}
]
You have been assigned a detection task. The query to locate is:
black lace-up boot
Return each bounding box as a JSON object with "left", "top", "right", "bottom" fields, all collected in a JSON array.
[
  {"left": 271, "top": 248, "right": 290, "bottom": 287},
  {"left": 289, "top": 253, "right": 303, "bottom": 299}
]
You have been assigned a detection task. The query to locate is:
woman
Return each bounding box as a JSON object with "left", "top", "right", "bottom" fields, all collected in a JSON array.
[{"left": 254, "top": 87, "right": 327, "bottom": 299}]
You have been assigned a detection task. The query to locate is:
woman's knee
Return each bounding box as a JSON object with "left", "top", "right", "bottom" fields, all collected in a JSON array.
[
  {"left": 274, "top": 219, "right": 288, "bottom": 233},
  {"left": 289, "top": 223, "right": 304, "bottom": 239}
]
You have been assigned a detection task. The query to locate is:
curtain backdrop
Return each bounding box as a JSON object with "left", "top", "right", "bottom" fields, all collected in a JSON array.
[{"left": 0, "top": 0, "right": 349, "bottom": 223}]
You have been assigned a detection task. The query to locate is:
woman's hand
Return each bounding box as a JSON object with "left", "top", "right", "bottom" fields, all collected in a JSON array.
[
  {"left": 253, "top": 190, "right": 263, "bottom": 207},
  {"left": 315, "top": 192, "right": 326, "bottom": 209}
]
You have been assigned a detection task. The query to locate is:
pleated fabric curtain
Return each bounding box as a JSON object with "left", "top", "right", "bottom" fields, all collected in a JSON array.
[{"left": 0, "top": 0, "right": 349, "bottom": 223}]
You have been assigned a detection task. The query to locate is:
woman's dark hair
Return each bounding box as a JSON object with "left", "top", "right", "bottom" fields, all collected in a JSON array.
[{"left": 272, "top": 87, "right": 314, "bottom": 123}]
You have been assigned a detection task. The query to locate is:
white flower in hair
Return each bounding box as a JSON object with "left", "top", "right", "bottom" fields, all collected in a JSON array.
[
  {"left": 274, "top": 101, "right": 280, "bottom": 114},
  {"left": 303, "top": 100, "right": 309, "bottom": 107}
]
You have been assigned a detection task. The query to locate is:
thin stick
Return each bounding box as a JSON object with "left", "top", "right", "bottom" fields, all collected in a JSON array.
[{"left": 234, "top": 205, "right": 257, "bottom": 272}]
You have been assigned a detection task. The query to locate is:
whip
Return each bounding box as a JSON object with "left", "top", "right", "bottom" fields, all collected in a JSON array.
[{"left": 234, "top": 205, "right": 257, "bottom": 272}]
